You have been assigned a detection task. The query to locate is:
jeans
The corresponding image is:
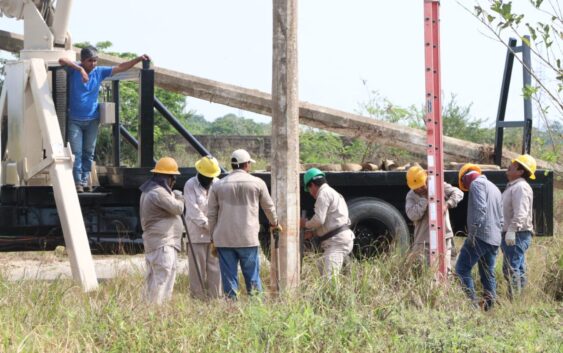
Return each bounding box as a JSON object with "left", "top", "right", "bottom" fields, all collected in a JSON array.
[
  {"left": 455, "top": 236, "right": 499, "bottom": 310},
  {"left": 501, "top": 231, "right": 532, "bottom": 298},
  {"left": 68, "top": 118, "right": 99, "bottom": 186},
  {"left": 217, "top": 246, "right": 262, "bottom": 299}
]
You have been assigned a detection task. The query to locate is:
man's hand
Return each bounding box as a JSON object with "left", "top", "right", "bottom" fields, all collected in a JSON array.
[
  {"left": 138, "top": 54, "right": 151, "bottom": 63},
  {"left": 300, "top": 217, "right": 307, "bottom": 228},
  {"left": 505, "top": 231, "right": 516, "bottom": 246},
  {"left": 304, "top": 230, "right": 314, "bottom": 240},
  {"left": 443, "top": 203, "right": 449, "bottom": 215},
  {"left": 172, "top": 190, "right": 183, "bottom": 200},
  {"left": 270, "top": 223, "right": 283, "bottom": 233}
]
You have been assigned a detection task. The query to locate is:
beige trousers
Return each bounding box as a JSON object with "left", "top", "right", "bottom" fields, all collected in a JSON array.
[
  {"left": 318, "top": 235, "right": 354, "bottom": 278},
  {"left": 409, "top": 238, "right": 454, "bottom": 274},
  {"left": 188, "top": 243, "right": 222, "bottom": 299},
  {"left": 145, "top": 245, "right": 177, "bottom": 305}
]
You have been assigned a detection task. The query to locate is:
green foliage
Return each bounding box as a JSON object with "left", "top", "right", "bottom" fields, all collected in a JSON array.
[
  {"left": 471, "top": 0, "right": 562, "bottom": 167},
  {"left": 204, "top": 113, "right": 270, "bottom": 135}
]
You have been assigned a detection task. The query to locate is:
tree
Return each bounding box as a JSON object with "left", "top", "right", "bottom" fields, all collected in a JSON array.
[{"left": 468, "top": 0, "right": 562, "bottom": 165}]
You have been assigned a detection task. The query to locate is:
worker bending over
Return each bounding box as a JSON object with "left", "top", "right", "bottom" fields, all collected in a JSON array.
[
  {"left": 207, "top": 149, "right": 281, "bottom": 299},
  {"left": 455, "top": 164, "right": 503, "bottom": 311},
  {"left": 501, "top": 154, "right": 536, "bottom": 299},
  {"left": 405, "top": 166, "right": 463, "bottom": 273},
  {"left": 300, "top": 168, "right": 355, "bottom": 278},
  {"left": 183, "top": 156, "right": 222, "bottom": 299},
  {"left": 139, "top": 157, "right": 184, "bottom": 305}
]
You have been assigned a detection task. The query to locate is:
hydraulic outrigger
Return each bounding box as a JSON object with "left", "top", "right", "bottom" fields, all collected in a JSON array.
[{"left": 0, "top": 0, "right": 97, "bottom": 291}]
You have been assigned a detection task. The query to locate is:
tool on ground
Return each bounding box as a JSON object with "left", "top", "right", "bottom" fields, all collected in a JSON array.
[
  {"left": 181, "top": 211, "right": 206, "bottom": 295},
  {"left": 271, "top": 225, "right": 281, "bottom": 292}
]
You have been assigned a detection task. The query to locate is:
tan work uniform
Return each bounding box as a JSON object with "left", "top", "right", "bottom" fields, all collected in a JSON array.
[
  {"left": 405, "top": 182, "right": 463, "bottom": 272},
  {"left": 208, "top": 169, "right": 278, "bottom": 247},
  {"left": 140, "top": 186, "right": 184, "bottom": 305},
  {"left": 305, "top": 183, "right": 355, "bottom": 277},
  {"left": 502, "top": 177, "right": 534, "bottom": 233},
  {"left": 183, "top": 176, "right": 222, "bottom": 299}
]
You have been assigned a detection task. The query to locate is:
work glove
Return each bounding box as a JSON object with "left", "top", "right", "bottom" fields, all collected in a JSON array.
[
  {"left": 505, "top": 231, "right": 516, "bottom": 246},
  {"left": 210, "top": 242, "right": 218, "bottom": 257},
  {"left": 172, "top": 190, "right": 183, "bottom": 200}
]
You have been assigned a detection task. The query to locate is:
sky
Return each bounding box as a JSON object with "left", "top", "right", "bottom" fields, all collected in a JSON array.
[{"left": 0, "top": 0, "right": 549, "bottom": 126}]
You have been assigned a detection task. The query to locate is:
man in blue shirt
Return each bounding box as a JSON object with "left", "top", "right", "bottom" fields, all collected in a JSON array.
[{"left": 59, "top": 46, "right": 149, "bottom": 192}]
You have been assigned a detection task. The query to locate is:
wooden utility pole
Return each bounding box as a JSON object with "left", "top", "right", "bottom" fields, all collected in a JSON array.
[{"left": 271, "top": 0, "right": 300, "bottom": 292}]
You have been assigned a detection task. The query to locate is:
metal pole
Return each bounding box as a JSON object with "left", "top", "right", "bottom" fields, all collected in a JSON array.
[
  {"left": 521, "top": 35, "right": 533, "bottom": 155},
  {"left": 424, "top": 0, "right": 447, "bottom": 277},
  {"left": 181, "top": 212, "right": 206, "bottom": 296},
  {"left": 138, "top": 61, "right": 154, "bottom": 167},
  {"left": 112, "top": 80, "right": 120, "bottom": 167},
  {"left": 494, "top": 38, "right": 517, "bottom": 166}
]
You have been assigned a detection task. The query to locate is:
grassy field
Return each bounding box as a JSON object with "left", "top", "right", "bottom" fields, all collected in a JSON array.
[{"left": 0, "top": 235, "right": 561, "bottom": 353}]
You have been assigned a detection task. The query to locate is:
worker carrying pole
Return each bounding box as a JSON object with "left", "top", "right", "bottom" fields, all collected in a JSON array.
[{"left": 423, "top": 0, "right": 447, "bottom": 277}]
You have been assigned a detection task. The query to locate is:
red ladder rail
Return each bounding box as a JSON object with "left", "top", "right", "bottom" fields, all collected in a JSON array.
[{"left": 424, "top": 0, "right": 447, "bottom": 277}]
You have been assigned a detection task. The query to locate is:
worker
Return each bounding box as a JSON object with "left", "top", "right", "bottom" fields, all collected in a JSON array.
[
  {"left": 207, "top": 149, "right": 280, "bottom": 299},
  {"left": 183, "top": 156, "right": 222, "bottom": 299},
  {"left": 139, "top": 157, "right": 184, "bottom": 305},
  {"left": 501, "top": 154, "right": 536, "bottom": 299},
  {"left": 405, "top": 166, "right": 463, "bottom": 273},
  {"left": 300, "top": 168, "right": 355, "bottom": 278},
  {"left": 455, "top": 164, "right": 503, "bottom": 310},
  {"left": 59, "top": 46, "right": 149, "bottom": 193}
]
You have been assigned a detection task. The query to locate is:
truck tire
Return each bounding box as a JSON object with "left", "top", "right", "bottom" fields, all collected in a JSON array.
[{"left": 348, "top": 197, "right": 409, "bottom": 258}]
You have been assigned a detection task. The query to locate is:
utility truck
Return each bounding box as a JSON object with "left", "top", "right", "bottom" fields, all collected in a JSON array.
[{"left": 0, "top": 1, "right": 554, "bottom": 263}]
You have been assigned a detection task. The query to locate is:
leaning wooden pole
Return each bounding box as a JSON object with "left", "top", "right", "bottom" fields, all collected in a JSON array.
[
  {"left": 1, "top": 30, "right": 558, "bottom": 172},
  {"left": 271, "top": 0, "right": 300, "bottom": 293}
]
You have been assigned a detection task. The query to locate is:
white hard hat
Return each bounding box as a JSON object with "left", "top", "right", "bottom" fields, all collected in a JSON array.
[{"left": 231, "top": 149, "right": 256, "bottom": 164}]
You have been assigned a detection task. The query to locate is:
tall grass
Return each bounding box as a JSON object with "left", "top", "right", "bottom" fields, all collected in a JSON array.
[{"left": 1, "top": 237, "right": 561, "bottom": 352}]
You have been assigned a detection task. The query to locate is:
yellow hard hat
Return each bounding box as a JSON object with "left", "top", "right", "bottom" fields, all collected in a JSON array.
[
  {"left": 195, "top": 156, "right": 220, "bottom": 178},
  {"left": 458, "top": 163, "right": 481, "bottom": 192},
  {"left": 512, "top": 154, "right": 536, "bottom": 180},
  {"left": 406, "top": 166, "right": 427, "bottom": 190},
  {"left": 151, "top": 157, "right": 180, "bottom": 175}
]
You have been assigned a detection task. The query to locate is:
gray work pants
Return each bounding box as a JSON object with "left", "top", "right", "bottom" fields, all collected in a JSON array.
[
  {"left": 145, "top": 245, "right": 177, "bottom": 305},
  {"left": 188, "top": 243, "right": 222, "bottom": 299}
]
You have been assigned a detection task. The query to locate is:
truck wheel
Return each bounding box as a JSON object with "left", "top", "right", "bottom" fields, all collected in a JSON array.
[{"left": 348, "top": 197, "right": 409, "bottom": 258}]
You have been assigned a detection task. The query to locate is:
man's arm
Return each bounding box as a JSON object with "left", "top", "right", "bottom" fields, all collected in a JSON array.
[
  {"left": 469, "top": 181, "right": 487, "bottom": 230},
  {"left": 305, "top": 192, "right": 329, "bottom": 230},
  {"left": 111, "top": 54, "right": 150, "bottom": 76},
  {"left": 207, "top": 188, "right": 219, "bottom": 237},
  {"left": 444, "top": 183, "right": 464, "bottom": 209},
  {"left": 58, "top": 57, "right": 88, "bottom": 83},
  {"left": 405, "top": 191, "right": 428, "bottom": 222},
  {"left": 183, "top": 181, "right": 208, "bottom": 229}
]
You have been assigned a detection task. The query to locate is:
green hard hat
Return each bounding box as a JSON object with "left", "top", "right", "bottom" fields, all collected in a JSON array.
[{"left": 303, "top": 168, "right": 325, "bottom": 192}]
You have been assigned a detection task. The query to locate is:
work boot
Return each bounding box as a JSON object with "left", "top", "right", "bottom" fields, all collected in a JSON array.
[
  {"left": 75, "top": 185, "right": 84, "bottom": 193},
  {"left": 83, "top": 185, "right": 91, "bottom": 192}
]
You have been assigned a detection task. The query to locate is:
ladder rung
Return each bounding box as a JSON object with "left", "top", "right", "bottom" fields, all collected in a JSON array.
[{"left": 497, "top": 121, "right": 526, "bottom": 128}]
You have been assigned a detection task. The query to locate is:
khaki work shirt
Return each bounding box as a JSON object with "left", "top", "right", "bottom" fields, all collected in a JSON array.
[
  {"left": 208, "top": 169, "right": 278, "bottom": 248},
  {"left": 183, "top": 176, "right": 217, "bottom": 244},
  {"left": 140, "top": 186, "right": 185, "bottom": 253},
  {"left": 405, "top": 182, "right": 463, "bottom": 245},
  {"left": 305, "top": 184, "right": 355, "bottom": 247},
  {"left": 502, "top": 177, "right": 534, "bottom": 233}
]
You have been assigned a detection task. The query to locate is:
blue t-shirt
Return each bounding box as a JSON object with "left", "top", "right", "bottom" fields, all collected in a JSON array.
[{"left": 68, "top": 65, "right": 113, "bottom": 121}]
